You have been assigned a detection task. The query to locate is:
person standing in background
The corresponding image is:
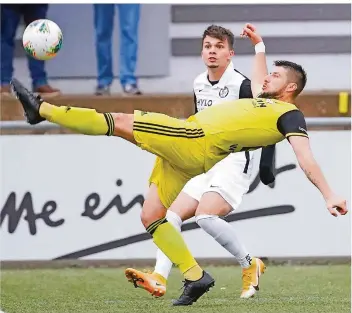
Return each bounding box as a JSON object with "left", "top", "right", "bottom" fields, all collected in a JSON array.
[
  {"left": 93, "top": 4, "right": 142, "bottom": 96},
  {"left": 1, "top": 4, "right": 61, "bottom": 97}
]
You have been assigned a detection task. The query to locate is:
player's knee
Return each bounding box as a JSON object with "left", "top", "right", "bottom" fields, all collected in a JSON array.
[
  {"left": 195, "top": 192, "right": 232, "bottom": 217},
  {"left": 168, "top": 193, "right": 198, "bottom": 222},
  {"left": 140, "top": 209, "right": 153, "bottom": 228},
  {"left": 140, "top": 204, "right": 167, "bottom": 229}
]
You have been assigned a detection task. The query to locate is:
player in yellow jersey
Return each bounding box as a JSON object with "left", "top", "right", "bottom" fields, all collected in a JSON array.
[
  {"left": 126, "top": 25, "right": 271, "bottom": 301},
  {"left": 11, "top": 23, "right": 347, "bottom": 306}
]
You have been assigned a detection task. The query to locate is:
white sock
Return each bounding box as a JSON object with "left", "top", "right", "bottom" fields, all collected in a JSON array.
[
  {"left": 154, "top": 210, "right": 183, "bottom": 279},
  {"left": 196, "top": 214, "right": 252, "bottom": 268}
]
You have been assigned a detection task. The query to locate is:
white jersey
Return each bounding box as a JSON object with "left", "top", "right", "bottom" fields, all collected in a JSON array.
[{"left": 182, "top": 61, "right": 254, "bottom": 210}]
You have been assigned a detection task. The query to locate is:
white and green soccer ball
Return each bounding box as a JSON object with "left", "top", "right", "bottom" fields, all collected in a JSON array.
[{"left": 22, "top": 19, "right": 63, "bottom": 61}]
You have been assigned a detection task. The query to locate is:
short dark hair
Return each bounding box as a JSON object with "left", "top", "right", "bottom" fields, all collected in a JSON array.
[
  {"left": 202, "top": 25, "right": 235, "bottom": 49},
  {"left": 274, "top": 60, "right": 307, "bottom": 96}
]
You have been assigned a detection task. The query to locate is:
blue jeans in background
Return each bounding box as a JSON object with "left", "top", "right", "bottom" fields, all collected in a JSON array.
[
  {"left": 1, "top": 4, "right": 49, "bottom": 89},
  {"left": 94, "top": 4, "right": 140, "bottom": 88}
]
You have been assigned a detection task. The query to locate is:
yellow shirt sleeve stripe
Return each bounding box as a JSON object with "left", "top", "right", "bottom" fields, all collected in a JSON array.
[{"left": 285, "top": 133, "right": 309, "bottom": 138}]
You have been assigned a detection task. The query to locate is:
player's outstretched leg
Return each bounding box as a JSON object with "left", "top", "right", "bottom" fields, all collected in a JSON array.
[{"left": 10, "top": 78, "right": 135, "bottom": 142}]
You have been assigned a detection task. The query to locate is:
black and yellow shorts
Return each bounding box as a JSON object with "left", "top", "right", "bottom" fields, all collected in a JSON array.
[{"left": 133, "top": 110, "right": 206, "bottom": 208}]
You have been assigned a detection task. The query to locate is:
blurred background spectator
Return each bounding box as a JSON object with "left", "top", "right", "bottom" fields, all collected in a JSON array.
[
  {"left": 3, "top": 4, "right": 350, "bottom": 95},
  {"left": 93, "top": 4, "right": 142, "bottom": 96},
  {"left": 1, "top": 4, "right": 61, "bottom": 97}
]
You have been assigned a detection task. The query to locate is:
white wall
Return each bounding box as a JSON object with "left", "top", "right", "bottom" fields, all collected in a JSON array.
[{"left": 0, "top": 131, "right": 350, "bottom": 260}]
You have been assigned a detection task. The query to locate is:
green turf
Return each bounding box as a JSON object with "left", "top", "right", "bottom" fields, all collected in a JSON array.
[{"left": 1, "top": 265, "right": 350, "bottom": 313}]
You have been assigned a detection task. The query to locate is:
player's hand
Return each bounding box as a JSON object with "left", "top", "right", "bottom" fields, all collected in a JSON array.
[
  {"left": 326, "top": 195, "right": 348, "bottom": 217},
  {"left": 240, "top": 23, "right": 263, "bottom": 46}
]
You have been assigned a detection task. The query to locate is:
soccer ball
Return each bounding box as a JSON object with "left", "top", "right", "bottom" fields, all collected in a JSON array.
[{"left": 22, "top": 19, "right": 63, "bottom": 61}]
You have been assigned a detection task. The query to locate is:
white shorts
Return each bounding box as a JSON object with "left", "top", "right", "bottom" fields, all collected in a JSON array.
[{"left": 182, "top": 151, "right": 254, "bottom": 210}]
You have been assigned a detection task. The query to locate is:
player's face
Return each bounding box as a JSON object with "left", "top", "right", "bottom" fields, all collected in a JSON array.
[
  {"left": 261, "top": 66, "right": 297, "bottom": 98},
  {"left": 201, "top": 36, "right": 234, "bottom": 69}
]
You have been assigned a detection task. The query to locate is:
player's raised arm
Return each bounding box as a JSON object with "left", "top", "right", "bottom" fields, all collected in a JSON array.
[
  {"left": 277, "top": 110, "right": 348, "bottom": 217},
  {"left": 240, "top": 23, "right": 268, "bottom": 97}
]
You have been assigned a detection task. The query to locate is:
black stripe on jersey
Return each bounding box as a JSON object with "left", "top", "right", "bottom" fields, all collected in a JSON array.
[
  {"left": 134, "top": 121, "right": 205, "bottom": 138},
  {"left": 234, "top": 68, "right": 249, "bottom": 80},
  {"left": 103, "top": 113, "right": 115, "bottom": 136},
  {"left": 233, "top": 68, "right": 253, "bottom": 99},
  {"left": 239, "top": 79, "right": 253, "bottom": 99},
  {"left": 134, "top": 127, "right": 205, "bottom": 138},
  {"left": 134, "top": 121, "right": 204, "bottom": 133},
  {"left": 193, "top": 92, "right": 198, "bottom": 113},
  {"left": 134, "top": 126, "right": 204, "bottom": 135},
  {"left": 243, "top": 151, "right": 250, "bottom": 174}
]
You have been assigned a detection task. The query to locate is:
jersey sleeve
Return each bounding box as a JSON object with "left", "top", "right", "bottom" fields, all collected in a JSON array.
[
  {"left": 277, "top": 110, "right": 308, "bottom": 139},
  {"left": 239, "top": 79, "right": 253, "bottom": 99}
]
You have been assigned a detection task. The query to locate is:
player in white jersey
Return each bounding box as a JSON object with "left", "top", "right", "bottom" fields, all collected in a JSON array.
[{"left": 125, "top": 25, "right": 275, "bottom": 299}]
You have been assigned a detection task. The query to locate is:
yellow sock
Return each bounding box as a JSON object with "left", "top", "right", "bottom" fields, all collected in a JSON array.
[
  {"left": 147, "top": 218, "right": 203, "bottom": 281},
  {"left": 39, "top": 102, "right": 114, "bottom": 136},
  {"left": 183, "top": 265, "right": 203, "bottom": 281}
]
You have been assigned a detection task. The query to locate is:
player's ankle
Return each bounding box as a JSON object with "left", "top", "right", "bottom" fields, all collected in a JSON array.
[
  {"left": 239, "top": 254, "right": 253, "bottom": 268},
  {"left": 153, "top": 272, "right": 167, "bottom": 285},
  {"left": 183, "top": 264, "right": 203, "bottom": 281}
]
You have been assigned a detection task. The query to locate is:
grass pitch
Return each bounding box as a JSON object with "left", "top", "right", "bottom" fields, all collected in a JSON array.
[{"left": 1, "top": 265, "right": 350, "bottom": 313}]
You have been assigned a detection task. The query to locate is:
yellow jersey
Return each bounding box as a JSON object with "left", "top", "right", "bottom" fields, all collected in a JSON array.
[
  {"left": 194, "top": 98, "right": 308, "bottom": 171},
  {"left": 133, "top": 98, "right": 308, "bottom": 208}
]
